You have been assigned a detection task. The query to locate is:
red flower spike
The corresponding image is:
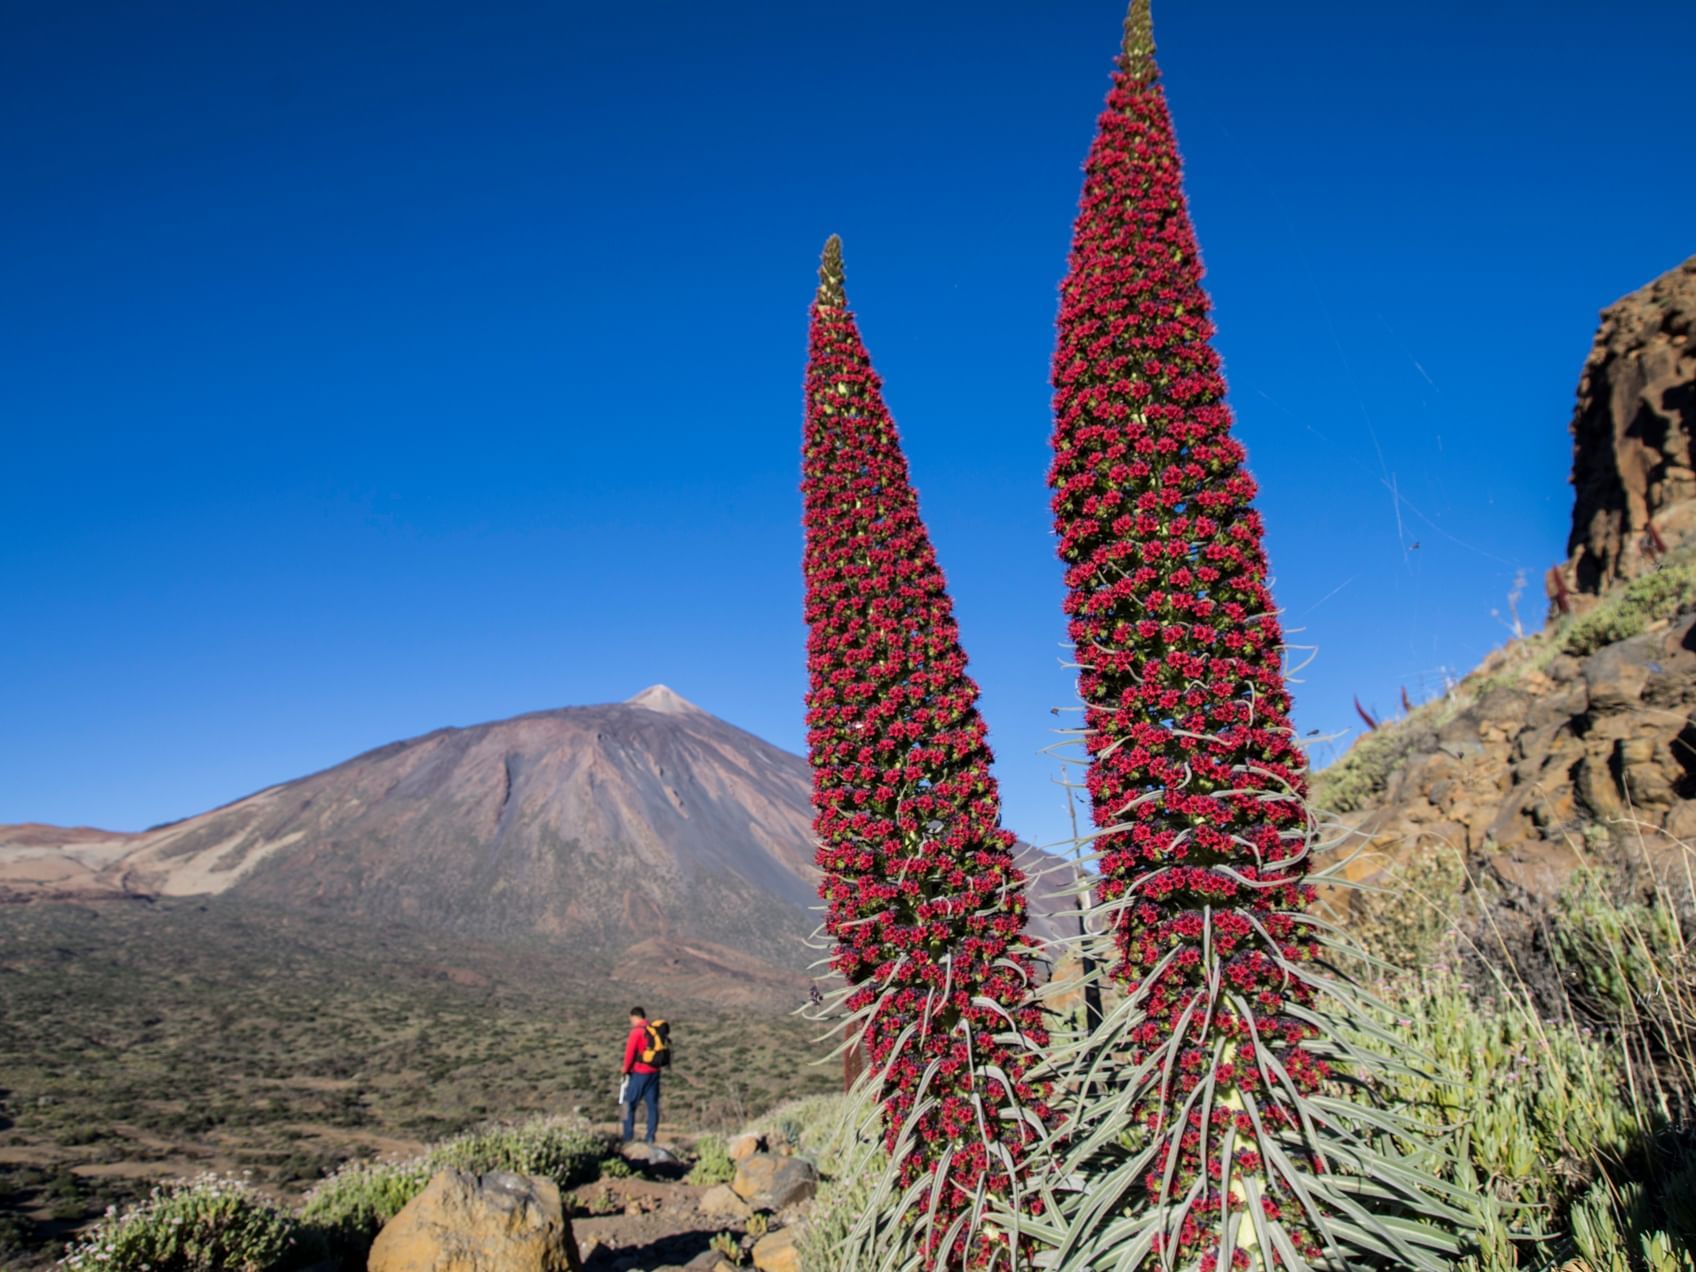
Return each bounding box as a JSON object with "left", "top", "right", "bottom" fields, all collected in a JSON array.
[
  {"left": 803, "top": 235, "right": 1048, "bottom": 1268},
  {"left": 1047, "top": 1, "right": 1326, "bottom": 1263}
]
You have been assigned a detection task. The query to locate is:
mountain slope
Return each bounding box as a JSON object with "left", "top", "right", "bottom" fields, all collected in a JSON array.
[
  {"left": 108, "top": 687, "right": 812, "bottom": 969},
  {"left": 2, "top": 686, "right": 1079, "bottom": 979}
]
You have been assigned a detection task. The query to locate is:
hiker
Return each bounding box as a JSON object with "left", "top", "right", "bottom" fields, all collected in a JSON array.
[{"left": 621, "top": 1005, "right": 663, "bottom": 1144}]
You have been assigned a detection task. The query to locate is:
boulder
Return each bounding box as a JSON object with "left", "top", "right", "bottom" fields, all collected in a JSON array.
[
  {"left": 698, "top": 1183, "right": 753, "bottom": 1220},
  {"left": 367, "top": 1168, "right": 583, "bottom": 1272},
  {"left": 1488, "top": 839, "right": 1584, "bottom": 899},
  {"left": 727, "top": 1133, "right": 764, "bottom": 1162},
  {"left": 752, "top": 1226, "right": 804, "bottom": 1272},
  {"left": 1583, "top": 643, "right": 1651, "bottom": 714},
  {"left": 1618, "top": 735, "right": 1679, "bottom": 809},
  {"left": 1575, "top": 753, "right": 1626, "bottom": 821},
  {"left": 731, "top": 1154, "right": 818, "bottom": 1211},
  {"left": 1665, "top": 799, "right": 1696, "bottom": 842},
  {"left": 621, "top": 1141, "right": 680, "bottom": 1166}
]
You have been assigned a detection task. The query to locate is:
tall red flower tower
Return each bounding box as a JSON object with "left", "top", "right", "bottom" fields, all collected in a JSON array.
[
  {"left": 803, "top": 236, "right": 1047, "bottom": 1268},
  {"left": 1033, "top": 4, "right": 1465, "bottom": 1267}
]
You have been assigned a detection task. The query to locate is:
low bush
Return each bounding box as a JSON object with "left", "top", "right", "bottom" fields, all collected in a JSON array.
[
  {"left": 59, "top": 1174, "right": 301, "bottom": 1272},
  {"left": 1567, "top": 1131, "right": 1696, "bottom": 1272},
  {"left": 424, "top": 1115, "right": 606, "bottom": 1191},
  {"left": 297, "top": 1158, "right": 431, "bottom": 1258},
  {"left": 737, "top": 1093, "right": 843, "bottom": 1159},
  {"left": 597, "top": 1155, "right": 633, "bottom": 1179},
  {"left": 685, "top": 1135, "right": 734, "bottom": 1186},
  {"left": 1313, "top": 698, "right": 1448, "bottom": 813},
  {"left": 1562, "top": 556, "right": 1696, "bottom": 656},
  {"left": 1349, "top": 858, "right": 1696, "bottom": 1270},
  {"left": 791, "top": 1095, "right": 884, "bottom": 1272},
  {"left": 1553, "top": 869, "right": 1696, "bottom": 1122}
]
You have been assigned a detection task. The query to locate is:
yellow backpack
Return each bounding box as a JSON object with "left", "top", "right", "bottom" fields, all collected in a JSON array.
[{"left": 640, "top": 1019, "right": 672, "bottom": 1068}]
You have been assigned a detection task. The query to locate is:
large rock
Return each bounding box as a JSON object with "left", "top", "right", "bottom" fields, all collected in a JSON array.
[
  {"left": 752, "top": 1226, "right": 803, "bottom": 1272},
  {"left": 1558, "top": 255, "right": 1696, "bottom": 599},
  {"left": 620, "top": 1141, "right": 680, "bottom": 1166},
  {"left": 731, "top": 1154, "right": 818, "bottom": 1211},
  {"left": 727, "top": 1133, "right": 764, "bottom": 1162},
  {"left": 367, "top": 1168, "right": 582, "bottom": 1272},
  {"left": 698, "top": 1183, "right": 752, "bottom": 1220}
]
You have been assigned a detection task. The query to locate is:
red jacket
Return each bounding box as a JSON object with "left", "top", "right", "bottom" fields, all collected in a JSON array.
[{"left": 623, "top": 1020, "right": 659, "bottom": 1076}]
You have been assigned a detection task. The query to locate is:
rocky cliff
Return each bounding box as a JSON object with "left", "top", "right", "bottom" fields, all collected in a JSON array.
[
  {"left": 1320, "top": 257, "right": 1696, "bottom": 978},
  {"left": 1556, "top": 255, "right": 1696, "bottom": 599}
]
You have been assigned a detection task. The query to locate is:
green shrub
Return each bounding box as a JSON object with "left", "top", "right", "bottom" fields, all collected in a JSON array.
[
  {"left": 1553, "top": 869, "right": 1696, "bottom": 1134},
  {"left": 709, "top": 1230, "right": 745, "bottom": 1265},
  {"left": 1356, "top": 858, "right": 1696, "bottom": 1270},
  {"left": 1344, "top": 842, "right": 1467, "bottom": 970},
  {"left": 794, "top": 1098, "right": 884, "bottom": 1272},
  {"left": 597, "top": 1155, "right": 634, "bottom": 1179},
  {"left": 1567, "top": 1137, "right": 1696, "bottom": 1272},
  {"left": 1562, "top": 558, "right": 1696, "bottom": 656},
  {"left": 737, "top": 1093, "right": 845, "bottom": 1159},
  {"left": 59, "top": 1174, "right": 301, "bottom": 1272},
  {"left": 1313, "top": 698, "right": 1447, "bottom": 813},
  {"left": 298, "top": 1158, "right": 431, "bottom": 1257},
  {"left": 685, "top": 1135, "right": 735, "bottom": 1186},
  {"left": 424, "top": 1114, "right": 607, "bottom": 1190},
  {"left": 1383, "top": 976, "right": 1636, "bottom": 1208}
]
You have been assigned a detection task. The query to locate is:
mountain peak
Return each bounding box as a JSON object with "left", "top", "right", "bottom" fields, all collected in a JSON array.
[{"left": 624, "top": 684, "right": 701, "bottom": 715}]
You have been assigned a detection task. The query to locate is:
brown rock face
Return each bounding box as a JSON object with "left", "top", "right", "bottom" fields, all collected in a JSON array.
[
  {"left": 1322, "top": 612, "right": 1696, "bottom": 1010},
  {"left": 1560, "top": 256, "right": 1696, "bottom": 599},
  {"left": 730, "top": 1154, "right": 818, "bottom": 1211},
  {"left": 751, "top": 1226, "right": 803, "bottom": 1272},
  {"left": 1335, "top": 614, "right": 1695, "bottom": 884},
  {"left": 726, "top": 1133, "right": 764, "bottom": 1162},
  {"left": 367, "top": 1169, "right": 583, "bottom": 1272}
]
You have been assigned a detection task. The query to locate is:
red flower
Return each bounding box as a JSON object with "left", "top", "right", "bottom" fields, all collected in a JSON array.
[
  {"left": 803, "top": 236, "right": 1048, "bottom": 1267},
  {"left": 1048, "top": 2, "right": 1323, "bottom": 1263}
]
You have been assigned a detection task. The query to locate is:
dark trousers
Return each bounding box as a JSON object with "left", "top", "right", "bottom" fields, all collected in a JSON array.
[{"left": 623, "top": 1070, "right": 660, "bottom": 1143}]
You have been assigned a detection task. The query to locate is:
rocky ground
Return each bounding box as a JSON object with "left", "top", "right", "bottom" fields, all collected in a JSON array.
[{"left": 363, "top": 1130, "right": 819, "bottom": 1272}]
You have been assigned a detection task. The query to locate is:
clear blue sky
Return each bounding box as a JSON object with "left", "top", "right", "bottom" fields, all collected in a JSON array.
[{"left": 3, "top": 1, "right": 1692, "bottom": 846}]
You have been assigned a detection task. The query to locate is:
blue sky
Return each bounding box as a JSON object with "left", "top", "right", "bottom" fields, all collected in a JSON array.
[{"left": 3, "top": 0, "right": 1692, "bottom": 846}]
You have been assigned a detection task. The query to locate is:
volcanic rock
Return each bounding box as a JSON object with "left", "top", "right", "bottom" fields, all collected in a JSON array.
[
  {"left": 731, "top": 1154, "right": 817, "bottom": 1211},
  {"left": 367, "top": 1168, "right": 582, "bottom": 1272},
  {"left": 752, "top": 1226, "right": 804, "bottom": 1272},
  {"left": 697, "top": 1183, "right": 752, "bottom": 1220},
  {"left": 1558, "top": 255, "right": 1696, "bottom": 599}
]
